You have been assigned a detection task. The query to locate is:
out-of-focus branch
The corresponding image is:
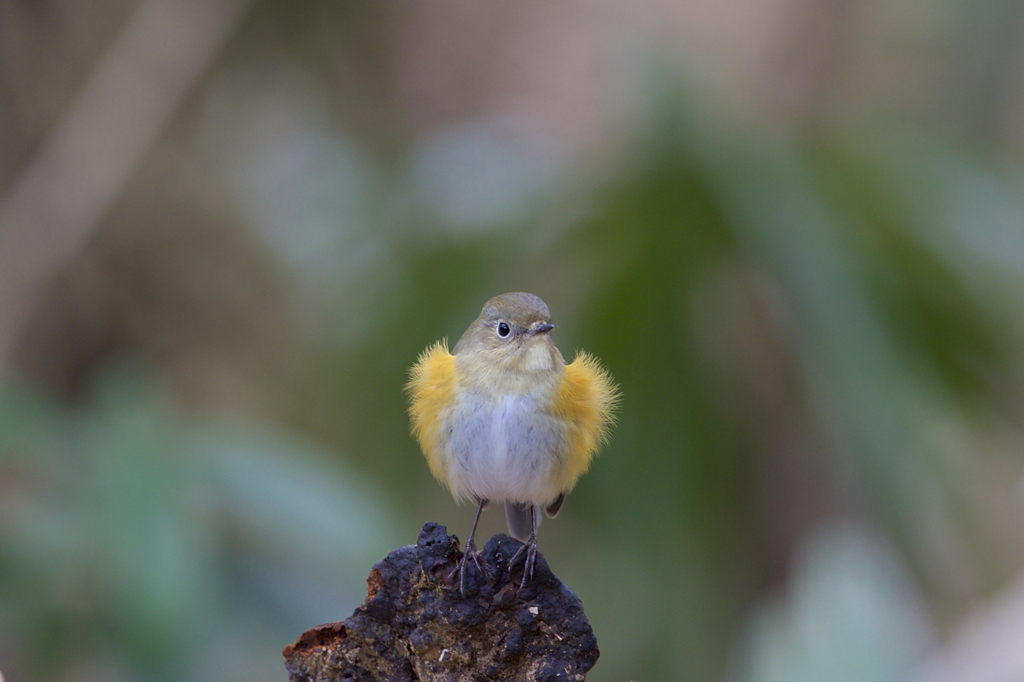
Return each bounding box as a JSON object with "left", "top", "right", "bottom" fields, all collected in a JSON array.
[{"left": 0, "top": 0, "right": 252, "bottom": 376}]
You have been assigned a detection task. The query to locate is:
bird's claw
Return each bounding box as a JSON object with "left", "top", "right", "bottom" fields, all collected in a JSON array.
[
  {"left": 458, "top": 540, "right": 483, "bottom": 598},
  {"left": 509, "top": 535, "right": 537, "bottom": 592}
]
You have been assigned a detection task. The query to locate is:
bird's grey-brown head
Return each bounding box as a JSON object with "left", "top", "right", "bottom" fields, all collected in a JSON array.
[{"left": 453, "top": 292, "right": 557, "bottom": 356}]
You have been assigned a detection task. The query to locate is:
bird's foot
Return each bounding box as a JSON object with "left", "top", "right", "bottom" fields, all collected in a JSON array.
[
  {"left": 458, "top": 539, "right": 483, "bottom": 598},
  {"left": 508, "top": 534, "right": 537, "bottom": 592}
]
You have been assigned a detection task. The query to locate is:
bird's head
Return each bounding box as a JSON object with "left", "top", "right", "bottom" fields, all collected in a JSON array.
[{"left": 453, "top": 292, "right": 560, "bottom": 372}]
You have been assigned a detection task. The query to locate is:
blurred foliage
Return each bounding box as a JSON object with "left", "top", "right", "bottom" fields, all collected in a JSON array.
[
  {"left": 0, "top": 370, "right": 403, "bottom": 681},
  {"left": 5, "top": 104, "right": 1024, "bottom": 681},
  {"left": 732, "top": 522, "right": 931, "bottom": 682},
  {"left": 3, "top": 1, "right": 1024, "bottom": 681},
  {"left": 5, "top": 103, "right": 1024, "bottom": 680},
  {"left": 279, "top": 109, "right": 1024, "bottom": 680}
]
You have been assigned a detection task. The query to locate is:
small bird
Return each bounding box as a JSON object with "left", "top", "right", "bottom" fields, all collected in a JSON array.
[{"left": 407, "top": 292, "right": 618, "bottom": 593}]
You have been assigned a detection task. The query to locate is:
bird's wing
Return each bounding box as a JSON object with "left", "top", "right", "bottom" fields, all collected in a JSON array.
[{"left": 544, "top": 492, "right": 566, "bottom": 518}]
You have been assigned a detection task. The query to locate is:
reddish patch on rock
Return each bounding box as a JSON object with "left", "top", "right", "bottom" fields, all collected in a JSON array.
[
  {"left": 281, "top": 621, "right": 347, "bottom": 657},
  {"left": 366, "top": 566, "right": 385, "bottom": 600}
]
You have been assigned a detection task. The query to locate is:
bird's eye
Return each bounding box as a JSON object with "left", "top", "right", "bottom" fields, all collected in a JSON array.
[{"left": 496, "top": 322, "right": 511, "bottom": 338}]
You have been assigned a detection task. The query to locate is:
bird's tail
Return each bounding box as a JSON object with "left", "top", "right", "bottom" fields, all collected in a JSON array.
[{"left": 504, "top": 501, "right": 539, "bottom": 542}]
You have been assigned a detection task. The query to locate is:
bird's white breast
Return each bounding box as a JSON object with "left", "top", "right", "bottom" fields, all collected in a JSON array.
[{"left": 438, "top": 389, "right": 566, "bottom": 505}]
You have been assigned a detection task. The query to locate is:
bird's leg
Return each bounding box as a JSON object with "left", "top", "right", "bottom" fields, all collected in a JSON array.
[
  {"left": 459, "top": 498, "right": 487, "bottom": 597},
  {"left": 509, "top": 506, "right": 538, "bottom": 591}
]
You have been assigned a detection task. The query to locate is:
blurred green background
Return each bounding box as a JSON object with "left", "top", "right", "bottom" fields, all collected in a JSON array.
[{"left": 3, "top": 1, "right": 1024, "bottom": 680}]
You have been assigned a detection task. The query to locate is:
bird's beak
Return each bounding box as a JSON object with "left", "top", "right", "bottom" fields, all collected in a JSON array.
[{"left": 529, "top": 323, "right": 554, "bottom": 335}]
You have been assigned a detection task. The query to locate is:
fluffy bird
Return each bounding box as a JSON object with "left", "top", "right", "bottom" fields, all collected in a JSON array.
[{"left": 407, "top": 292, "right": 618, "bottom": 592}]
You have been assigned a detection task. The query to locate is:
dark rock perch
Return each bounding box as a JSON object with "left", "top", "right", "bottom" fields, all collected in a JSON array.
[{"left": 283, "top": 522, "right": 599, "bottom": 682}]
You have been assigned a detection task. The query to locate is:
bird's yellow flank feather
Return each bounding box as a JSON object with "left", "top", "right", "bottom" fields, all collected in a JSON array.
[
  {"left": 406, "top": 340, "right": 456, "bottom": 484},
  {"left": 552, "top": 351, "right": 619, "bottom": 492}
]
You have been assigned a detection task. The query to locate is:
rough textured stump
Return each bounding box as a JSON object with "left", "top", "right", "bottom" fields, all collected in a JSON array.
[{"left": 282, "top": 522, "right": 599, "bottom": 682}]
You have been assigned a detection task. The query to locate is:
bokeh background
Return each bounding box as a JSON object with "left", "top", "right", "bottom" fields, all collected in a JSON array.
[{"left": 3, "top": 1, "right": 1024, "bottom": 680}]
